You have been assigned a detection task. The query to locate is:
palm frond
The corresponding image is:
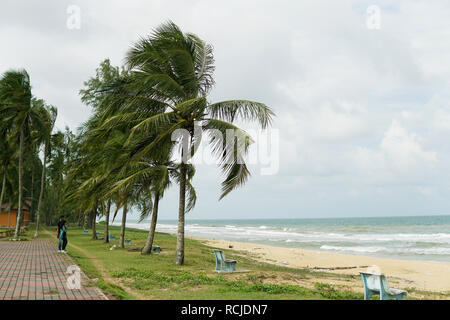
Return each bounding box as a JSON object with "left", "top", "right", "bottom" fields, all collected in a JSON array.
[
  {"left": 206, "top": 100, "right": 274, "bottom": 129},
  {"left": 203, "top": 119, "right": 253, "bottom": 199}
]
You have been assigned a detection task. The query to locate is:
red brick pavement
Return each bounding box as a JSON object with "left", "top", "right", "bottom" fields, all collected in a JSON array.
[{"left": 0, "top": 239, "right": 107, "bottom": 300}]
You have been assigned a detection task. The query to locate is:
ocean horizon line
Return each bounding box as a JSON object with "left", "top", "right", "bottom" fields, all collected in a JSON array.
[{"left": 126, "top": 213, "right": 450, "bottom": 223}]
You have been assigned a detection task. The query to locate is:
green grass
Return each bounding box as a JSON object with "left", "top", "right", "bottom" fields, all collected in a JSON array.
[
  {"left": 314, "top": 282, "right": 363, "bottom": 300},
  {"left": 37, "top": 224, "right": 372, "bottom": 300},
  {"left": 0, "top": 225, "right": 34, "bottom": 240}
]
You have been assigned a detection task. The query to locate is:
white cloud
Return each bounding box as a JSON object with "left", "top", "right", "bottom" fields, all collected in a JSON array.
[
  {"left": 355, "top": 120, "right": 437, "bottom": 181},
  {"left": 433, "top": 109, "right": 450, "bottom": 132},
  {"left": 2, "top": 0, "right": 450, "bottom": 218}
]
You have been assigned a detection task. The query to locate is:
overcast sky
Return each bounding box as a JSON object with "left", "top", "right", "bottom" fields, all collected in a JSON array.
[{"left": 1, "top": 0, "right": 450, "bottom": 220}]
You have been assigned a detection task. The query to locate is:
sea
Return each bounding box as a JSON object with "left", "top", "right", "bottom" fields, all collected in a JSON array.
[{"left": 119, "top": 215, "right": 450, "bottom": 262}]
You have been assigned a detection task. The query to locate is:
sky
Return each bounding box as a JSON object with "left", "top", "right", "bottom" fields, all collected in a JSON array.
[{"left": 1, "top": 0, "right": 450, "bottom": 220}]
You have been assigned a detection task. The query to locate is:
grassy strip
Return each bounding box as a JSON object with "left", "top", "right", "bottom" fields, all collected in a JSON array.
[
  {"left": 64, "top": 244, "right": 135, "bottom": 300},
  {"left": 37, "top": 223, "right": 368, "bottom": 300},
  {"left": 0, "top": 226, "right": 35, "bottom": 240}
]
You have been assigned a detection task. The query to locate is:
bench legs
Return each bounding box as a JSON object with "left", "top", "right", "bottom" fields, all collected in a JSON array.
[
  {"left": 224, "top": 262, "right": 237, "bottom": 272},
  {"left": 380, "top": 292, "right": 406, "bottom": 300},
  {"left": 364, "top": 289, "right": 374, "bottom": 300}
]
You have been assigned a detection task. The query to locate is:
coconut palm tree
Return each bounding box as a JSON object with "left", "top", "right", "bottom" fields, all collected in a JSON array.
[
  {"left": 108, "top": 21, "right": 275, "bottom": 264},
  {"left": 0, "top": 130, "right": 16, "bottom": 219},
  {"left": 0, "top": 70, "right": 48, "bottom": 239},
  {"left": 64, "top": 118, "right": 105, "bottom": 240},
  {"left": 108, "top": 152, "right": 196, "bottom": 254},
  {"left": 78, "top": 59, "right": 131, "bottom": 242},
  {"left": 34, "top": 102, "right": 56, "bottom": 237}
]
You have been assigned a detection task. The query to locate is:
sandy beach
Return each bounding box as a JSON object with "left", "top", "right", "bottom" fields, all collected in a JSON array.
[{"left": 194, "top": 237, "right": 450, "bottom": 293}]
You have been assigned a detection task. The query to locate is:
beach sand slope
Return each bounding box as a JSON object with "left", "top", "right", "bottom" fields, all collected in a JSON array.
[{"left": 197, "top": 238, "right": 450, "bottom": 293}]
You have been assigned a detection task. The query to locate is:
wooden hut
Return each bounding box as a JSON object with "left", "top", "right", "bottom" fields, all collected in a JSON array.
[{"left": 0, "top": 201, "right": 31, "bottom": 227}]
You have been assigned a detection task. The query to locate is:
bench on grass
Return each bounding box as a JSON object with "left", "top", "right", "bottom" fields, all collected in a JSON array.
[
  {"left": 213, "top": 249, "right": 237, "bottom": 272},
  {"left": 359, "top": 272, "right": 407, "bottom": 300},
  {"left": 0, "top": 229, "right": 14, "bottom": 238}
]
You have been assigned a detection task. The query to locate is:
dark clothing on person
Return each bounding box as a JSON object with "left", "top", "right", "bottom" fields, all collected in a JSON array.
[
  {"left": 58, "top": 225, "right": 68, "bottom": 251},
  {"left": 58, "top": 236, "right": 68, "bottom": 251},
  {"left": 57, "top": 219, "right": 66, "bottom": 238}
]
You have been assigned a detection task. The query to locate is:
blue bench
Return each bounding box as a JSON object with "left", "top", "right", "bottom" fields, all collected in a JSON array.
[
  {"left": 359, "top": 272, "right": 407, "bottom": 300},
  {"left": 108, "top": 232, "right": 116, "bottom": 241},
  {"left": 213, "top": 249, "right": 237, "bottom": 272},
  {"left": 82, "top": 230, "right": 89, "bottom": 234},
  {"left": 152, "top": 245, "right": 161, "bottom": 254}
]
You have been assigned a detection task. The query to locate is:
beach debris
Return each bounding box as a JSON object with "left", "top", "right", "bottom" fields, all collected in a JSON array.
[
  {"left": 282, "top": 261, "right": 289, "bottom": 265},
  {"left": 228, "top": 245, "right": 233, "bottom": 248},
  {"left": 310, "top": 265, "right": 369, "bottom": 271}
]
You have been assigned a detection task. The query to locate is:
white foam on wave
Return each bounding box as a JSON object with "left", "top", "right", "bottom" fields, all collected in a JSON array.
[
  {"left": 321, "top": 245, "right": 450, "bottom": 255},
  {"left": 122, "top": 222, "right": 450, "bottom": 242},
  {"left": 321, "top": 245, "right": 385, "bottom": 253},
  {"left": 115, "top": 221, "right": 450, "bottom": 258}
]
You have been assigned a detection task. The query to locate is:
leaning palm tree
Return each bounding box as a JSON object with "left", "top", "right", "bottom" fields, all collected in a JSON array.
[
  {"left": 118, "top": 22, "right": 275, "bottom": 264},
  {"left": 64, "top": 121, "right": 105, "bottom": 240},
  {"left": 108, "top": 151, "right": 196, "bottom": 255},
  {"left": 34, "top": 102, "right": 56, "bottom": 237},
  {"left": 0, "top": 130, "right": 16, "bottom": 218},
  {"left": 0, "top": 70, "right": 48, "bottom": 239}
]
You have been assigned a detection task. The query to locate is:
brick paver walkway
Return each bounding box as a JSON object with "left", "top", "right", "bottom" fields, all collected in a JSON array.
[{"left": 0, "top": 239, "right": 107, "bottom": 300}]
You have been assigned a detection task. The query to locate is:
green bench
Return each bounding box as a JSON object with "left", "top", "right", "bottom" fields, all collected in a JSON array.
[
  {"left": 359, "top": 272, "right": 407, "bottom": 300},
  {"left": 152, "top": 245, "right": 161, "bottom": 253},
  {"left": 213, "top": 249, "right": 237, "bottom": 272}
]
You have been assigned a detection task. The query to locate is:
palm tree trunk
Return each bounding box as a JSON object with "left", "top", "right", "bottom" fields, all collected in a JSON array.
[
  {"left": 175, "top": 163, "right": 187, "bottom": 265},
  {"left": 13, "top": 125, "right": 24, "bottom": 240},
  {"left": 0, "top": 165, "right": 6, "bottom": 218},
  {"left": 30, "top": 166, "right": 34, "bottom": 221},
  {"left": 34, "top": 143, "right": 47, "bottom": 238},
  {"left": 87, "top": 210, "right": 92, "bottom": 228},
  {"left": 142, "top": 191, "right": 160, "bottom": 255},
  {"left": 8, "top": 197, "right": 11, "bottom": 228},
  {"left": 91, "top": 208, "right": 97, "bottom": 240},
  {"left": 119, "top": 200, "right": 128, "bottom": 248},
  {"left": 104, "top": 199, "right": 111, "bottom": 243}
]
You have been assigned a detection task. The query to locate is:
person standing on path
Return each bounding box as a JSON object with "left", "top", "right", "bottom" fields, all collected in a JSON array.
[
  {"left": 58, "top": 221, "right": 68, "bottom": 253},
  {"left": 56, "top": 215, "right": 65, "bottom": 238}
]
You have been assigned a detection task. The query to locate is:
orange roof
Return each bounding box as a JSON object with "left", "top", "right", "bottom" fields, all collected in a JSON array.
[{"left": 1, "top": 200, "right": 31, "bottom": 211}]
